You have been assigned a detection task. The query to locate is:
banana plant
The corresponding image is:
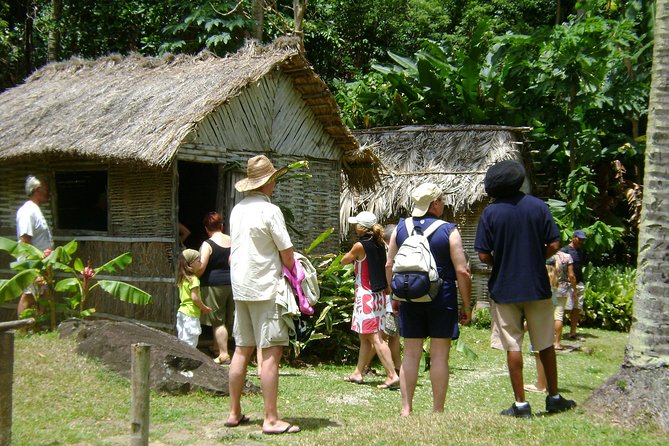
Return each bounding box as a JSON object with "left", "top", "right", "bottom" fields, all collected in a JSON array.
[{"left": 0, "top": 236, "right": 152, "bottom": 330}]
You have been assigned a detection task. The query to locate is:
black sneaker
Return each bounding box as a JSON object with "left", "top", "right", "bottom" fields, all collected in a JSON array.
[
  {"left": 500, "top": 403, "right": 532, "bottom": 418},
  {"left": 546, "top": 395, "right": 577, "bottom": 413}
]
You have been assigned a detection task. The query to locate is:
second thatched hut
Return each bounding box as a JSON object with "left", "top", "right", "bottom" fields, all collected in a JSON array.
[{"left": 342, "top": 124, "right": 533, "bottom": 305}]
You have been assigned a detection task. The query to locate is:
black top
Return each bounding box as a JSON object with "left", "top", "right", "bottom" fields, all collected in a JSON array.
[
  {"left": 359, "top": 236, "right": 388, "bottom": 292},
  {"left": 200, "top": 239, "right": 231, "bottom": 286}
]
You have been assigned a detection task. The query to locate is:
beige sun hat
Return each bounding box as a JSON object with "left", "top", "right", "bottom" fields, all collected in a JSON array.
[
  {"left": 411, "top": 183, "right": 443, "bottom": 217},
  {"left": 234, "top": 155, "right": 288, "bottom": 192}
]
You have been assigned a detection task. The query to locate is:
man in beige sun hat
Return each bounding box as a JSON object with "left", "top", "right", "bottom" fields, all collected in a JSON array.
[{"left": 226, "top": 155, "right": 300, "bottom": 435}]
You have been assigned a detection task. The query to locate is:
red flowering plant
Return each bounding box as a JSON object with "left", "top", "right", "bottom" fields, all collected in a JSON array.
[{"left": 0, "top": 237, "right": 152, "bottom": 330}]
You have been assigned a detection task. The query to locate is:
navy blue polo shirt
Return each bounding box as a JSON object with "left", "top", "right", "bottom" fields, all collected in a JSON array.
[{"left": 474, "top": 192, "right": 559, "bottom": 304}]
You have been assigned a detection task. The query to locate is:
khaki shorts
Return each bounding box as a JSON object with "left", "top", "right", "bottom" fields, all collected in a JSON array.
[
  {"left": 233, "top": 299, "right": 290, "bottom": 349},
  {"left": 565, "top": 283, "right": 585, "bottom": 310},
  {"left": 553, "top": 294, "right": 567, "bottom": 321},
  {"left": 490, "top": 299, "right": 554, "bottom": 352}
]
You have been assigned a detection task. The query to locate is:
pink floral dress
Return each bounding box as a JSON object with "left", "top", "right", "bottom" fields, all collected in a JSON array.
[{"left": 351, "top": 255, "right": 387, "bottom": 334}]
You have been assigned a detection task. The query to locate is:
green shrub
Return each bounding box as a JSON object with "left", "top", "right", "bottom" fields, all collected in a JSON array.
[
  {"left": 287, "top": 230, "right": 359, "bottom": 364},
  {"left": 581, "top": 264, "right": 635, "bottom": 332},
  {"left": 472, "top": 307, "right": 491, "bottom": 330}
]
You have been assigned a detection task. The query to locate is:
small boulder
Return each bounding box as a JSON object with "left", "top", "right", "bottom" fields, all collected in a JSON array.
[{"left": 58, "top": 318, "right": 258, "bottom": 395}]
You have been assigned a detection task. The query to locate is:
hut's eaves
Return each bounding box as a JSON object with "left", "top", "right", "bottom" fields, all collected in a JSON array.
[{"left": 0, "top": 45, "right": 378, "bottom": 190}]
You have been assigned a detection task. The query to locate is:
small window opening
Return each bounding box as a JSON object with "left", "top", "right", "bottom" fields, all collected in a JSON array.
[{"left": 55, "top": 171, "right": 108, "bottom": 231}]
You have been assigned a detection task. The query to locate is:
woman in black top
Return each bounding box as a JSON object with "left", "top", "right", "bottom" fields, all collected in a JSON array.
[{"left": 198, "top": 211, "right": 233, "bottom": 364}]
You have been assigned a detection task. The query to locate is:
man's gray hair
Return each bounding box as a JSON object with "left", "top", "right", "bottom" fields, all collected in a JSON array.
[{"left": 25, "top": 175, "right": 42, "bottom": 196}]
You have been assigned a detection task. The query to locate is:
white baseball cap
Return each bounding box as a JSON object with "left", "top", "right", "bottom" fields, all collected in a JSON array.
[{"left": 348, "top": 211, "right": 377, "bottom": 229}]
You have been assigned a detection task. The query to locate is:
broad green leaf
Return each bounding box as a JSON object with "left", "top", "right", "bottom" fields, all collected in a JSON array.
[
  {"left": 95, "top": 253, "right": 133, "bottom": 274},
  {"left": 54, "top": 278, "right": 81, "bottom": 294},
  {"left": 0, "top": 270, "right": 40, "bottom": 304},
  {"left": 0, "top": 236, "right": 18, "bottom": 255},
  {"left": 305, "top": 228, "right": 334, "bottom": 254},
  {"left": 97, "top": 280, "right": 152, "bottom": 305}
]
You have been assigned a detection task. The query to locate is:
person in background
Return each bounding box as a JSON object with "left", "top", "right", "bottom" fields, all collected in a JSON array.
[
  {"left": 16, "top": 175, "right": 53, "bottom": 318},
  {"left": 198, "top": 211, "right": 233, "bottom": 365},
  {"left": 383, "top": 223, "right": 402, "bottom": 375},
  {"left": 342, "top": 211, "right": 399, "bottom": 390},
  {"left": 562, "top": 230, "right": 587, "bottom": 340},
  {"left": 176, "top": 249, "right": 212, "bottom": 348},
  {"left": 525, "top": 250, "right": 575, "bottom": 393},
  {"left": 226, "top": 155, "right": 300, "bottom": 435},
  {"left": 475, "top": 160, "right": 576, "bottom": 417},
  {"left": 386, "top": 183, "right": 472, "bottom": 416},
  {"left": 178, "top": 222, "right": 191, "bottom": 247}
]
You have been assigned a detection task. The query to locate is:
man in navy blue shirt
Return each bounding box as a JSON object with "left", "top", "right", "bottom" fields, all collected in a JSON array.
[{"left": 475, "top": 160, "right": 575, "bottom": 418}]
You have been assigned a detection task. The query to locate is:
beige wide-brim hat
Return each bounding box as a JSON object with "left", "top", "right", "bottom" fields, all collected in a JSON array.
[
  {"left": 411, "top": 183, "right": 443, "bottom": 217},
  {"left": 234, "top": 155, "right": 288, "bottom": 192}
]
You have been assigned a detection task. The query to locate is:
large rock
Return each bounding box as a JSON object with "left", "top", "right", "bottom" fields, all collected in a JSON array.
[{"left": 58, "top": 318, "right": 257, "bottom": 395}]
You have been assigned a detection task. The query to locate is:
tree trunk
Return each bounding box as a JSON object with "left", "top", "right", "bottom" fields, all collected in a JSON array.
[
  {"left": 584, "top": 0, "right": 669, "bottom": 431},
  {"left": 23, "top": 0, "right": 34, "bottom": 75},
  {"left": 625, "top": 0, "right": 669, "bottom": 368},
  {"left": 47, "top": 0, "right": 62, "bottom": 62},
  {"left": 293, "top": 0, "right": 307, "bottom": 52},
  {"left": 252, "top": 0, "right": 264, "bottom": 41}
]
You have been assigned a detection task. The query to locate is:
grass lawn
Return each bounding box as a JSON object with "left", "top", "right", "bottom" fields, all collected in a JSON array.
[{"left": 10, "top": 325, "right": 667, "bottom": 445}]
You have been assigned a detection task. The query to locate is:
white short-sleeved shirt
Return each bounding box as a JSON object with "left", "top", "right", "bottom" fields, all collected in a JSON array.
[
  {"left": 16, "top": 200, "right": 53, "bottom": 251},
  {"left": 229, "top": 192, "right": 293, "bottom": 302}
]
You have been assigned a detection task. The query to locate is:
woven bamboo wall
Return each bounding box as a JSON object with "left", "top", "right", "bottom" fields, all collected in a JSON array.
[
  {"left": 79, "top": 240, "right": 175, "bottom": 327},
  {"left": 109, "top": 164, "right": 173, "bottom": 237},
  {"left": 444, "top": 201, "right": 491, "bottom": 306}
]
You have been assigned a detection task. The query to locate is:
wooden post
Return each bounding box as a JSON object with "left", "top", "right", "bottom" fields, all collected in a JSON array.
[
  {"left": 0, "top": 318, "right": 34, "bottom": 446},
  {"left": 0, "top": 331, "right": 14, "bottom": 446},
  {"left": 130, "top": 343, "right": 150, "bottom": 446}
]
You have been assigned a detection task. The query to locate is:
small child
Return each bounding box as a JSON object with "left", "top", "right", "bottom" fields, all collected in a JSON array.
[
  {"left": 176, "top": 249, "right": 212, "bottom": 348},
  {"left": 525, "top": 255, "right": 567, "bottom": 393}
]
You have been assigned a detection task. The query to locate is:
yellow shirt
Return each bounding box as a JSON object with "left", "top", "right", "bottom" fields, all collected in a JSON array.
[{"left": 178, "top": 275, "right": 201, "bottom": 318}]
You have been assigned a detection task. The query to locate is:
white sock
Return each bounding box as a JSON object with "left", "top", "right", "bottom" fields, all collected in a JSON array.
[{"left": 515, "top": 401, "right": 530, "bottom": 408}]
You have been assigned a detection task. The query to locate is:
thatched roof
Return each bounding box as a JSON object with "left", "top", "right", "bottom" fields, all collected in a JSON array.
[
  {"left": 341, "top": 124, "right": 531, "bottom": 231},
  {"left": 0, "top": 42, "right": 379, "bottom": 191}
]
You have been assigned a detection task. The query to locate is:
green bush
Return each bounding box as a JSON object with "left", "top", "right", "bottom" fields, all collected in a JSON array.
[
  {"left": 581, "top": 264, "right": 635, "bottom": 332},
  {"left": 472, "top": 307, "right": 491, "bottom": 330}
]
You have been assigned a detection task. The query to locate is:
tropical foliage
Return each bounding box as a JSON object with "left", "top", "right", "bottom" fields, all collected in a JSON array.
[
  {"left": 334, "top": 0, "right": 652, "bottom": 263},
  {"left": 0, "top": 237, "right": 152, "bottom": 330},
  {"left": 581, "top": 264, "right": 636, "bottom": 331}
]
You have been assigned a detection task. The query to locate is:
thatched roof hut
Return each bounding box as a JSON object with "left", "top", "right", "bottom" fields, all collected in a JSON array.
[
  {"left": 343, "top": 124, "right": 532, "bottom": 304},
  {"left": 0, "top": 43, "right": 377, "bottom": 327}
]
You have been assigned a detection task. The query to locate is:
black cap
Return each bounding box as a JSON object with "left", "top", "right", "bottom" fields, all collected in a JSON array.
[{"left": 484, "top": 160, "right": 526, "bottom": 198}]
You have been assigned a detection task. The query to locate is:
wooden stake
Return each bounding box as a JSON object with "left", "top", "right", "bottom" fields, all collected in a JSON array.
[
  {"left": 0, "top": 331, "right": 14, "bottom": 446},
  {"left": 130, "top": 343, "right": 151, "bottom": 446}
]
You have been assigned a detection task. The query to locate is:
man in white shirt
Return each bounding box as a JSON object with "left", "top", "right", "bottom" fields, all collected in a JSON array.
[
  {"left": 16, "top": 175, "right": 53, "bottom": 317},
  {"left": 225, "top": 155, "right": 300, "bottom": 435}
]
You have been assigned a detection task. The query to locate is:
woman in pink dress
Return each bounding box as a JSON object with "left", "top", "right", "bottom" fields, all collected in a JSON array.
[{"left": 342, "top": 211, "right": 400, "bottom": 389}]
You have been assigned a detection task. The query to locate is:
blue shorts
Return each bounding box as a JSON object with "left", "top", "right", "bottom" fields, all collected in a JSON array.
[{"left": 399, "top": 300, "right": 460, "bottom": 340}]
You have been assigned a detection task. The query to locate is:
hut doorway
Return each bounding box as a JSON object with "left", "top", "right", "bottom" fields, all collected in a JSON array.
[{"left": 178, "top": 161, "right": 219, "bottom": 250}]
